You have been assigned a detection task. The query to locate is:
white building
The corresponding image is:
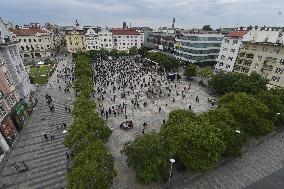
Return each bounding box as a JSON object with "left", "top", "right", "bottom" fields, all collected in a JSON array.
[
  {"left": 175, "top": 33, "right": 224, "bottom": 63},
  {"left": 215, "top": 31, "right": 248, "bottom": 73},
  {"left": 0, "top": 21, "right": 31, "bottom": 102},
  {"left": 85, "top": 28, "right": 100, "bottom": 50},
  {"left": 112, "top": 29, "right": 143, "bottom": 51},
  {"left": 98, "top": 28, "right": 113, "bottom": 51},
  {"left": 10, "top": 25, "right": 54, "bottom": 61}
]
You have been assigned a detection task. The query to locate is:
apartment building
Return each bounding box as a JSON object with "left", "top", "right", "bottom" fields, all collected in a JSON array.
[
  {"left": 175, "top": 33, "right": 224, "bottom": 63},
  {"left": 98, "top": 28, "right": 113, "bottom": 51},
  {"left": 10, "top": 24, "right": 54, "bottom": 61},
  {"left": 233, "top": 28, "right": 284, "bottom": 88},
  {"left": 112, "top": 29, "right": 142, "bottom": 51},
  {"left": 215, "top": 30, "right": 248, "bottom": 73},
  {"left": 84, "top": 27, "right": 100, "bottom": 50}
]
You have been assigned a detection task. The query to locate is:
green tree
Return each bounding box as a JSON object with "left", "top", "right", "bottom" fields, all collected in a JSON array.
[
  {"left": 184, "top": 64, "right": 197, "bottom": 78},
  {"left": 129, "top": 46, "right": 138, "bottom": 56},
  {"left": 256, "top": 90, "right": 284, "bottom": 125},
  {"left": 202, "top": 25, "right": 213, "bottom": 31},
  {"left": 122, "top": 133, "right": 171, "bottom": 183},
  {"left": 67, "top": 140, "right": 116, "bottom": 189},
  {"left": 146, "top": 51, "right": 179, "bottom": 71},
  {"left": 209, "top": 72, "right": 268, "bottom": 95},
  {"left": 197, "top": 66, "right": 214, "bottom": 79},
  {"left": 161, "top": 119, "right": 225, "bottom": 171},
  {"left": 218, "top": 93, "right": 274, "bottom": 137},
  {"left": 138, "top": 46, "right": 148, "bottom": 56},
  {"left": 110, "top": 49, "right": 119, "bottom": 58},
  {"left": 201, "top": 108, "right": 246, "bottom": 157}
]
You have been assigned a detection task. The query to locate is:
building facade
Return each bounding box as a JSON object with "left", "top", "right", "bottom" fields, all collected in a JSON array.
[
  {"left": 112, "top": 29, "right": 142, "bottom": 51},
  {"left": 10, "top": 25, "right": 54, "bottom": 61},
  {"left": 233, "top": 29, "right": 284, "bottom": 88},
  {"left": 85, "top": 28, "right": 100, "bottom": 50},
  {"left": 175, "top": 33, "right": 224, "bottom": 63},
  {"left": 215, "top": 31, "right": 248, "bottom": 73},
  {"left": 145, "top": 32, "right": 176, "bottom": 53},
  {"left": 98, "top": 28, "right": 113, "bottom": 51},
  {"left": 65, "top": 29, "right": 85, "bottom": 53}
]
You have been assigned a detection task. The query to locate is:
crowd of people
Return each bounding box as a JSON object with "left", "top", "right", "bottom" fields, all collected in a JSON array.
[{"left": 93, "top": 56, "right": 211, "bottom": 133}]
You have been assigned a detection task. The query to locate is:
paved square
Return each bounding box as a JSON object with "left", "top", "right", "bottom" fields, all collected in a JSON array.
[{"left": 93, "top": 57, "right": 215, "bottom": 188}]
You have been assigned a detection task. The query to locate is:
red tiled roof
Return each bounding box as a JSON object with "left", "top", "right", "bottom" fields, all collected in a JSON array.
[
  {"left": 112, "top": 29, "right": 140, "bottom": 35},
  {"left": 10, "top": 27, "right": 48, "bottom": 36},
  {"left": 227, "top": 31, "right": 248, "bottom": 38}
]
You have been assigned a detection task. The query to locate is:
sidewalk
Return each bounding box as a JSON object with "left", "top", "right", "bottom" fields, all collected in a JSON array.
[{"left": 0, "top": 55, "right": 75, "bottom": 189}]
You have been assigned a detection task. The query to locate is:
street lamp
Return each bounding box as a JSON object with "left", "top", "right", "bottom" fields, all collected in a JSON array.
[
  {"left": 167, "top": 159, "right": 175, "bottom": 189},
  {"left": 275, "top": 112, "right": 281, "bottom": 119}
]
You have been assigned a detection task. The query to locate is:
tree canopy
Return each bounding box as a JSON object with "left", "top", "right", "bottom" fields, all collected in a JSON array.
[
  {"left": 209, "top": 72, "right": 268, "bottom": 95},
  {"left": 218, "top": 92, "right": 274, "bottom": 137},
  {"left": 146, "top": 51, "right": 179, "bottom": 71},
  {"left": 184, "top": 64, "right": 197, "bottom": 78},
  {"left": 67, "top": 140, "right": 116, "bottom": 189},
  {"left": 202, "top": 25, "right": 213, "bottom": 31},
  {"left": 122, "top": 133, "right": 171, "bottom": 183}
]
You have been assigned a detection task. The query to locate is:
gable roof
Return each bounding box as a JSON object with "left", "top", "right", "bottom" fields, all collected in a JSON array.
[
  {"left": 227, "top": 31, "right": 248, "bottom": 38},
  {"left": 10, "top": 27, "right": 48, "bottom": 36},
  {"left": 112, "top": 29, "right": 140, "bottom": 35}
]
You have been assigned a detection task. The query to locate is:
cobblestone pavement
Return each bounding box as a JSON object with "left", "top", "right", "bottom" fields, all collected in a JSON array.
[
  {"left": 94, "top": 59, "right": 284, "bottom": 189},
  {"left": 0, "top": 55, "right": 75, "bottom": 189},
  {"left": 93, "top": 59, "right": 216, "bottom": 189}
]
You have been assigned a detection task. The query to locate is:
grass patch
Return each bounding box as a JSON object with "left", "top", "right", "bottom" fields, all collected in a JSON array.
[{"left": 29, "top": 64, "right": 54, "bottom": 84}]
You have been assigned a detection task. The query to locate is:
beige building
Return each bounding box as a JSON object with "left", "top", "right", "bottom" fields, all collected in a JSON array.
[
  {"left": 234, "top": 29, "right": 284, "bottom": 88},
  {"left": 10, "top": 25, "right": 54, "bottom": 61},
  {"left": 65, "top": 29, "right": 85, "bottom": 53}
]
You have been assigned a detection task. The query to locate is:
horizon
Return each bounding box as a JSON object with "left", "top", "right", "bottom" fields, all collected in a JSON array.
[{"left": 1, "top": 0, "right": 283, "bottom": 29}]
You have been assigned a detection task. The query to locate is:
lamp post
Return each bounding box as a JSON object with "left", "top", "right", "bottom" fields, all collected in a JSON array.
[
  {"left": 275, "top": 112, "right": 281, "bottom": 119},
  {"left": 167, "top": 159, "right": 175, "bottom": 189}
]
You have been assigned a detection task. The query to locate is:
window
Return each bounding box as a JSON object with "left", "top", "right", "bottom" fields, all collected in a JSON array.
[
  {"left": 272, "top": 76, "right": 280, "bottom": 82},
  {"left": 225, "top": 39, "right": 229, "bottom": 43},
  {"left": 257, "top": 56, "right": 262, "bottom": 61},
  {"left": 221, "top": 55, "right": 225, "bottom": 60},
  {"left": 0, "top": 105, "right": 7, "bottom": 120},
  {"left": 24, "top": 39, "right": 26, "bottom": 42},
  {"left": 29, "top": 39, "right": 31, "bottom": 42},
  {"left": 223, "top": 48, "right": 227, "bottom": 52},
  {"left": 230, "top": 49, "right": 235, "bottom": 53},
  {"left": 5, "top": 95, "right": 16, "bottom": 107},
  {"left": 4, "top": 72, "right": 13, "bottom": 86},
  {"left": 280, "top": 59, "right": 284, "bottom": 65},
  {"left": 228, "top": 57, "right": 233, "bottom": 61},
  {"left": 233, "top": 40, "right": 238, "bottom": 44},
  {"left": 275, "top": 68, "right": 284, "bottom": 74}
]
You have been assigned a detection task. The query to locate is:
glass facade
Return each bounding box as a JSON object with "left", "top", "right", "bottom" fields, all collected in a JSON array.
[{"left": 180, "top": 42, "right": 221, "bottom": 48}]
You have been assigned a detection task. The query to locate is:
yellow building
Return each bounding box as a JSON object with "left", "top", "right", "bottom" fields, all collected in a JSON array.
[{"left": 65, "top": 29, "right": 86, "bottom": 53}]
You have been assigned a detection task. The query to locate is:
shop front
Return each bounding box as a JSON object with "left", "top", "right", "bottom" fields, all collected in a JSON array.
[
  {"left": 10, "top": 100, "right": 28, "bottom": 132},
  {"left": 0, "top": 114, "right": 18, "bottom": 146}
]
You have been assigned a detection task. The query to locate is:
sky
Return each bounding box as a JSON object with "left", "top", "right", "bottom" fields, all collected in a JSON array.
[{"left": 0, "top": 0, "right": 283, "bottom": 29}]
